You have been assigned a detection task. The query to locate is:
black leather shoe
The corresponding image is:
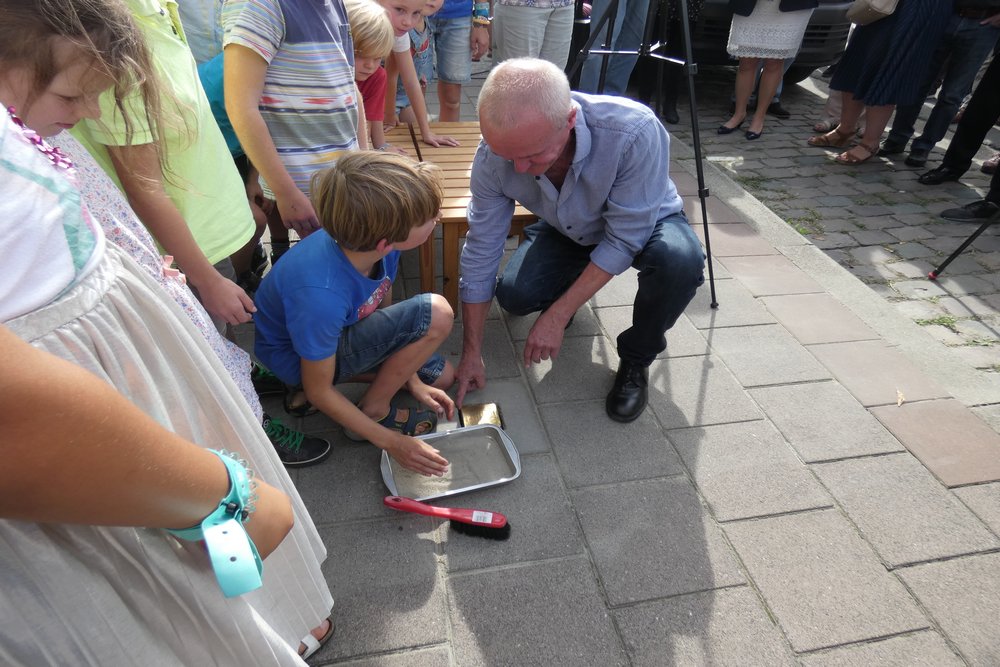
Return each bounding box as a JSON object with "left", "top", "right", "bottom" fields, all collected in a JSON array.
[
  {"left": 939, "top": 200, "right": 1000, "bottom": 223},
  {"left": 918, "top": 165, "right": 965, "bottom": 185},
  {"left": 766, "top": 102, "right": 790, "bottom": 119},
  {"left": 904, "top": 148, "right": 929, "bottom": 167},
  {"left": 606, "top": 362, "right": 648, "bottom": 423},
  {"left": 878, "top": 138, "right": 907, "bottom": 156}
]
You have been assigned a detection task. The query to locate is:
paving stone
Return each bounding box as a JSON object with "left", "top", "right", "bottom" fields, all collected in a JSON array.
[
  {"left": 808, "top": 340, "right": 952, "bottom": 407},
  {"left": 894, "top": 242, "right": 936, "bottom": 259},
  {"left": 541, "top": 400, "right": 683, "bottom": 487},
  {"left": 850, "top": 230, "right": 899, "bottom": 246},
  {"left": 295, "top": 437, "right": 393, "bottom": 523},
  {"left": 897, "top": 553, "right": 1000, "bottom": 665},
  {"left": 890, "top": 279, "right": 950, "bottom": 299},
  {"left": 524, "top": 335, "right": 617, "bottom": 404},
  {"left": 596, "top": 307, "right": 708, "bottom": 358},
  {"left": 319, "top": 647, "right": 451, "bottom": 667},
  {"left": 871, "top": 399, "right": 1000, "bottom": 487},
  {"left": 616, "top": 587, "right": 794, "bottom": 666},
  {"left": 445, "top": 322, "right": 520, "bottom": 380},
  {"left": 716, "top": 255, "right": 825, "bottom": 296},
  {"left": 317, "top": 517, "right": 448, "bottom": 661},
  {"left": 949, "top": 345, "right": 1000, "bottom": 370},
  {"left": 702, "top": 324, "right": 831, "bottom": 387},
  {"left": 724, "top": 510, "right": 928, "bottom": 653},
  {"left": 669, "top": 420, "right": 831, "bottom": 520},
  {"left": 682, "top": 195, "right": 744, "bottom": 224},
  {"left": 647, "top": 354, "right": 763, "bottom": 429},
  {"left": 938, "top": 294, "right": 1000, "bottom": 318},
  {"left": 889, "top": 259, "right": 935, "bottom": 278},
  {"left": 887, "top": 226, "right": 937, "bottom": 242},
  {"left": 685, "top": 278, "right": 777, "bottom": 329},
  {"left": 589, "top": 269, "right": 639, "bottom": 308},
  {"left": 921, "top": 324, "right": 967, "bottom": 346},
  {"left": 762, "top": 293, "right": 879, "bottom": 344},
  {"left": 813, "top": 454, "right": 999, "bottom": 566},
  {"left": 954, "top": 482, "right": 1000, "bottom": 536},
  {"left": 798, "top": 632, "right": 963, "bottom": 667},
  {"left": 932, "top": 254, "right": 994, "bottom": 275},
  {"left": 457, "top": 376, "right": 550, "bottom": 454},
  {"left": 573, "top": 477, "right": 745, "bottom": 605},
  {"left": 934, "top": 274, "right": 997, "bottom": 296},
  {"left": 447, "top": 558, "right": 628, "bottom": 667},
  {"left": 813, "top": 232, "right": 858, "bottom": 249},
  {"left": 439, "top": 454, "right": 585, "bottom": 571},
  {"left": 954, "top": 319, "right": 1000, "bottom": 342},
  {"left": 893, "top": 299, "right": 947, "bottom": 322},
  {"left": 691, "top": 222, "right": 778, "bottom": 256},
  {"left": 850, "top": 246, "right": 898, "bottom": 264},
  {"left": 848, "top": 264, "right": 899, "bottom": 282},
  {"left": 749, "top": 382, "right": 903, "bottom": 462}
]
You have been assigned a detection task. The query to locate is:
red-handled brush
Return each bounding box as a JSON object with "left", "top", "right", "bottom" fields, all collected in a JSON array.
[{"left": 383, "top": 496, "right": 511, "bottom": 540}]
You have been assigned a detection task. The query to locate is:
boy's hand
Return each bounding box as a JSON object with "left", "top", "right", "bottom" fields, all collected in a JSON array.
[
  {"left": 386, "top": 434, "right": 449, "bottom": 476},
  {"left": 421, "top": 132, "right": 460, "bottom": 148},
  {"left": 383, "top": 114, "right": 399, "bottom": 132},
  {"left": 408, "top": 382, "right": 456, "bottom": 421},
  {"left": 277, "top": 188, "right": 320, "bottom": 236}
]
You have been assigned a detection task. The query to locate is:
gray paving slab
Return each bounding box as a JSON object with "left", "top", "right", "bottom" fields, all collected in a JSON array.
[
  {"left": 897, "top": 553, "right": 1000, "bottom": 665},
  {"left": 540, "top": 400, "right": 684, "bottom": 488},
  {"left": 589, "top": 269, "right": 639, "bottom": 308},
  {"left": 690, "top": 221, "right": 779, "bottom": 256},
  {"left": 954, "top": 482, "right": 1000, "bottom": 536},
  {"left": 717, "top": 255, "right": 826, "bottom": 296},
  {"left": 318, "top": 646, "right": 452, "bottom": 667},
  {"left": 596, "top": 307, "right": 709, "bottom": 358},
  {"left": 704, "top": 324, "right": 832, "bottom": 387},
  {"left": 573, "top": 477, "right": 745, "bottom": 606},
  {"left": 813, "top": 454, "right": 999, "bottom": 567},
  {"left": 455, "top": 376, "right": 550, "bottom": 455},
  {"left": 524, "top": 335, "right": 617, "bottom": 404},
  {"left": 647, "top": 354, "right": 764, "bottom": 429},
  {"left": 798, "top": 632, "right": 964, "bottom": 667},
  {"left": 760, "top": 293, "right": 879, "bottom": 345},
  {"left": 749, "top": 382, "right": 905, "bottom": 462},
  {"left": 315, "top": 516, "right": 447, "bottom": 661},
  {"left": 444, "top": 322, "right": 520, "bottom": 381},
  {"left": 503, "top": 305, "right": 602, "bottom": 342},
  {"left": 438, "top": 453, "right": 585, "bottom": 572},
  {"left": 669, "top": 420, "right": 832, "bottom": 521},
  {"left": 295, "top": 438, "right": 389, "bottom": 523},
  {"left": 685, "top": 278, "right": 778, "bottom": 330},
  {"left": 724, "top": 510, "right": 928, "bottom": 652},
  {"left": 615, "top": 587, "right": 794, "bottom": 666},
  {"left": 447, "top": 557, "right": 627, "bottom": 666}
]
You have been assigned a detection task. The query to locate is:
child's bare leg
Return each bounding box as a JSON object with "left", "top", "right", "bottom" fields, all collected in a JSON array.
[
  {"left": 357, "top": 295, "right": 453, "bottom": 418},
  {"left": 437, "top": 81, "right": 462, "bottom": 122}
]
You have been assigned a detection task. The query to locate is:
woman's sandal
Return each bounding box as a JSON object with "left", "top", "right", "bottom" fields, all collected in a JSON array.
[
  {"left": 808, "top": 126, "right": 854, "bottom": 148},
  {"left": 813, "top": 120, "right": 838, "bottom": 133},
  {"left": 299, "top": 616, "right": 335, "bottom": 660},
  {"left": 344, "top": 403, "right": 439, "bottom": 441},
  {"left": 834, "top": 142, "right": 879, "bottom": 165}
]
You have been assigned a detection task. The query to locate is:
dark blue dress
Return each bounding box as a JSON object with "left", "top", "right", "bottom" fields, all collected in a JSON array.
[{"left": 830, "top": 0, "right": 954, "bottom": 107}]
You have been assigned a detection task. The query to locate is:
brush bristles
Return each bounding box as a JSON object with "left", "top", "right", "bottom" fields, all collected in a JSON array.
[{"left": 450, "top": 519, "right": 512, "bottom": 541}]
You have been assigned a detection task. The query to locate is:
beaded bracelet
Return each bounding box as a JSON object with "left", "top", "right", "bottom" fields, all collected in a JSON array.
[{"left": 168, "top": 450, "right": 263, "bottom": 598}]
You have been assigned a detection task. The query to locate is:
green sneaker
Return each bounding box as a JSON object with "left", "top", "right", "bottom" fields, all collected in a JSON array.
[
  {"left": 263, "top": 414, "right": 331, "bottom": 467},
  {"left": 251, "top": 362, "right": 284, "bottom": 396}
]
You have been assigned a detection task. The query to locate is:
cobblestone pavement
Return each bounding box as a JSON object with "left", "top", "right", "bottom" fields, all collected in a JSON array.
[{"left": 664, "top": 67, "right": 1000, "bottom": 375}]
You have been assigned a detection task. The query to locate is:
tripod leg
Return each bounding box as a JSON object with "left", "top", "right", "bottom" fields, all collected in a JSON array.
[{"left": 928, "top": 221, "right": 995, "bottom": 279}]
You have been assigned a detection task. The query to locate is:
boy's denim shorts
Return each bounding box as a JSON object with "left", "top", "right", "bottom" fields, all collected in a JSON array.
[
  {"left": 333, "top": 293, "right": 446, "bottom": 384},
  {"left": 428, "top": 16, "right": 472, "bottom": 84}
]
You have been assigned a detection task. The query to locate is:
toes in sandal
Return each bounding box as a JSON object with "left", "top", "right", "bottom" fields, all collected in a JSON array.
[
  {"left": 834, "top": 142, "right": 879, "bottom": 165},
  {"left": 283, "top": 387, "right": 317, "bottom": 417},
  {"left": 299, "top": 616, "right": 335, "bottom": 660},
  {"left": 813, "top": 120, "right": 838, "bottom": 133},
  {"left": 808, "top": 127, "right": 854, "bottom": 148},
  {"left": 344, "top": 403, "right": 438, "bottom": 441}
]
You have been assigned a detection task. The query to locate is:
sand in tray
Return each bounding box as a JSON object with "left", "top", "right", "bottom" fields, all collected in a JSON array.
[{"left": 390, "top": 429, "right": 515, "bottom": 498}]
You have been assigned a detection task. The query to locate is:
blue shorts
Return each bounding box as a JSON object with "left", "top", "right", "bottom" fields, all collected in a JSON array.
[
  {"left": 333, "top": 293, "right": 446, "bottom": 384},
  {"left": 428, "top": 16, "right": 472, "bottom": 84}
]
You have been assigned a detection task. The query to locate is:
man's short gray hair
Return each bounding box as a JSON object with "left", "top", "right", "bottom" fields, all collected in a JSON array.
[{"left": 477, "top": 58, "right": 572, "bottom": 131}]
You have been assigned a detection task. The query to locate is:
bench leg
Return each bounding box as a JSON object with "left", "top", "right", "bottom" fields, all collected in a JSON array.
[{"left": 419, "top": 236, "right": 435, "bottom": 294}]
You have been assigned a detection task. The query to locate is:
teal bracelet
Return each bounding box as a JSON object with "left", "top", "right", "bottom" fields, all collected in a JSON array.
[{"left": 168, "top": 450, "right": 263, "bottom": 598}]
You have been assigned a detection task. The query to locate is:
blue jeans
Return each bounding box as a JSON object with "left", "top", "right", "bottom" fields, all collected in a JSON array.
[
  {"left": 427, "top": 16, "right": 472, "bottom": 84},
  {"left": 495, "top": 214, "right": 704, "bottom": 366},
  {"left": 578, "top": 0, "right": 651, "bottom": 95},
  {"left": 333, "top": 294, "right": 446, "bottom": 384},
  {"left": 887, "top": 15, "right": 1000, "bottom": 152}
]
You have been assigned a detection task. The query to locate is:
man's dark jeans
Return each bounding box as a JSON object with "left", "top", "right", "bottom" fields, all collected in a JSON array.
[
  {"left": 495, "top": 213, "right": 705, "bottom": 367},
  {"left": 940, "top": 52, "right": 1000, "bottom": 175}
]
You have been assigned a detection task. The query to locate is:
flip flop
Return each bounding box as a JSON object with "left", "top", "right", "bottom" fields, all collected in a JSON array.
[
  {"left": 344, "top": 403, "right": 438, "bottom": 441},
  {"left": 299, "top": 615, "right": 335, "bottom": 660}
]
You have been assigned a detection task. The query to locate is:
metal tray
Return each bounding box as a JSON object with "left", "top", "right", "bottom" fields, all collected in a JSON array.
[{"left": 380, "top": 424, "right": 521, "bottom": 501}]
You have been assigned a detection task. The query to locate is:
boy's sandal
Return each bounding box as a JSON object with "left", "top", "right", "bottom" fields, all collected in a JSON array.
[
  {"left": 834, "top": 142, "right": 879, "bottom": 165},
  {"left": 283, "top": 387, "right": 317, "bottom": 417},
  {"left": 344, "top": 403, "right": 439, "bottom": 441},
  {"left": 808, "top": 127, "right": 854, "bottom": 148}
]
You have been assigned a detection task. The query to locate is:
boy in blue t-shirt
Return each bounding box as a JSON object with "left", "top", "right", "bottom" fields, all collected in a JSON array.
[{"left": 254, "top": 153, "right": 455, "bottom": 476}]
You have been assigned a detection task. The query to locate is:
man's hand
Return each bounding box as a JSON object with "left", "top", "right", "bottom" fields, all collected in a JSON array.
[
  {"left": 470, "top": 25, "right": 490, "bottom": 61},
  {"left": 276, "top": 188, "right": 320, "bottom": 237},
  {"left": 196, "top": 272, "right": 256, "bottom": 324},
  {"left": 455, "top": 354, "right": 486, "bottom": 408},
  {"left": 385, "top": 434, "right": 450, "bottom": 476},
  {"left": 421, "top": 131, "right": 460, "bottom": 148},
  {"left": 522, "top": 309, "right": 568, "bottom": 367}
]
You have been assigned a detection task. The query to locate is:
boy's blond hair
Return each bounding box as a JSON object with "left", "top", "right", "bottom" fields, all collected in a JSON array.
[
  {"left": 312, "top": 152, "right": 442, "bottom": 251},
  {"left": 345, "top": 0, "right": 394, "bottom": 58}
]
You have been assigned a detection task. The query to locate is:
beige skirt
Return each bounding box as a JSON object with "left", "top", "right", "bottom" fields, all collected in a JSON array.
[{"left": 1, "top": 247, "right": 332, "bottom": 666}]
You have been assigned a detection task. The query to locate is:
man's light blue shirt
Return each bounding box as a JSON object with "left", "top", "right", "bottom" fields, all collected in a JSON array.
[{"left": 459, "top": 92, "right": 683, "bottom": 304}]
